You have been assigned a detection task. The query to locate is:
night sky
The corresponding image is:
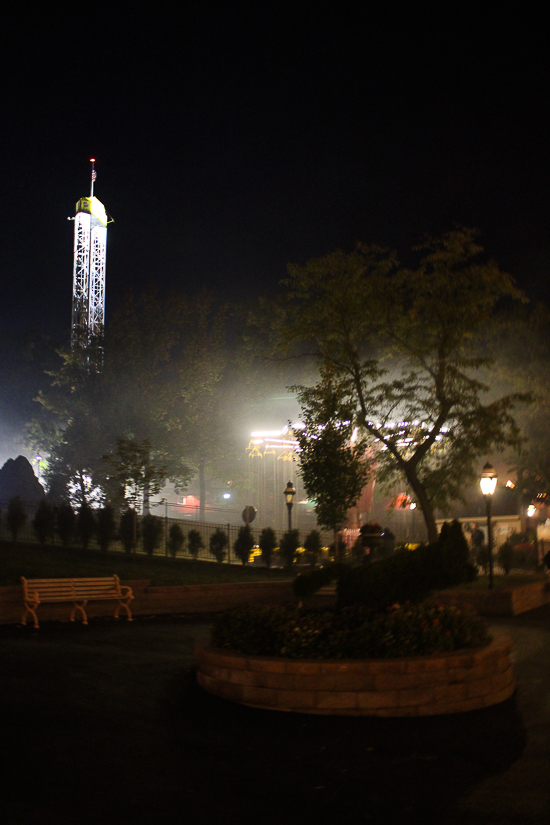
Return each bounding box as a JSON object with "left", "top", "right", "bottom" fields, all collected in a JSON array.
[{"left": 1, "top": 6, "right": 549, "bottom": 459}]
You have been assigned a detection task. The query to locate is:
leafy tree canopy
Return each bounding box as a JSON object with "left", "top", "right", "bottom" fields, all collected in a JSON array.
[{"left": 280, "top": 228, "right": 528, "bottom": 543}]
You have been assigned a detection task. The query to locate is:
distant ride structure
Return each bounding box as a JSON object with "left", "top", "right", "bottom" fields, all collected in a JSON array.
[{"left": 70, "top": 159, "right": 110, "bottom": 346}]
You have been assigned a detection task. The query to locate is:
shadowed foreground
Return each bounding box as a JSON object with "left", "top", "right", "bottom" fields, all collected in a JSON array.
[{"left": 1, "top": 608, "right": 549, "bottom": 824}]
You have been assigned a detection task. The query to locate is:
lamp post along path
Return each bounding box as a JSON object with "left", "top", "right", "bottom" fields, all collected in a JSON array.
[
  {"left": 480, "top": 463, "right": 498, "bottom": 589},
  {"left": 284, "top": 481, "right": 296, "bottom": 532}
]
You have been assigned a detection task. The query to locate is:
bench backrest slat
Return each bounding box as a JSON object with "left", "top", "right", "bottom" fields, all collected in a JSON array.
[{"left": 22, "top": 576, "right": 122, "bottom": 600}]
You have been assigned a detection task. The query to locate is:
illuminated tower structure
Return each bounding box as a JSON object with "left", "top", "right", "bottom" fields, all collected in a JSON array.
[{"left": 70, "top": 159, "right": 109, "bottom": 346}]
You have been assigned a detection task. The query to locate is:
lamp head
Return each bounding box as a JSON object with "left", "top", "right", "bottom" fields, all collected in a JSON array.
[{"left": 480, "top": 462, "right": 497, "bottom": 496}]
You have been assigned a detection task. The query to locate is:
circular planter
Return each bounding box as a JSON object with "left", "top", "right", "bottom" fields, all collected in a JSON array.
[{"left": 196, "top": 635, "right": 515, "bottom": 716}]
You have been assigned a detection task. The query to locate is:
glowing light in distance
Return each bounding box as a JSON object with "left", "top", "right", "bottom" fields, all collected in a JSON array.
[{"left": 223, "top": 493, "right": 231, "bottom": 499}]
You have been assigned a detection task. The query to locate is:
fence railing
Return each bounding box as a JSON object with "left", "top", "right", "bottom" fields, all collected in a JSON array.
[{"left": 0, "top": 499, "right": 333, "bottom": 565}]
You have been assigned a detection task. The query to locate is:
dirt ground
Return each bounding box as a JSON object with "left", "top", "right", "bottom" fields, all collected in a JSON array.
[{"left": 1, "top": 607, "right": 549, "bottom": 824}]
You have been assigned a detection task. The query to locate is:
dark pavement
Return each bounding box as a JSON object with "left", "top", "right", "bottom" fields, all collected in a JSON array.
[{"left": 1, "top": 607, "right": 549, "bottom": 825}]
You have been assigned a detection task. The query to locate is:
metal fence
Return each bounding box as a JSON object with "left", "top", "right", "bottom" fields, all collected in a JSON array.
[{"left": 0, "top": 498, "right": 333, "bottom": 565}]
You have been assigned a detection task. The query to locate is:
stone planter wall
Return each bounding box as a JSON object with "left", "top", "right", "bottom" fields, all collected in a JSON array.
[
  {"left": 196, "top": 635, "right": 515, "bottom": 717},
  {"left": 436, "top": 580, "right": 550, "bottom": 617}
]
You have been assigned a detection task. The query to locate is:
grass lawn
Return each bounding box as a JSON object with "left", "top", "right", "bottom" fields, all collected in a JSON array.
[{"left": 0, "top": 541, "right": 294, "bottom": 587}]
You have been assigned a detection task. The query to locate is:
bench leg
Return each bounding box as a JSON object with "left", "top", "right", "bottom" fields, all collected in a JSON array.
[
  {"left": 114, "top": 601, "right": 133, "bottom": 622},
  {"left": 22, "top": 605, "right": 39, "bottom": 629},
  {"left": 70, "top": 601, "right": 89, "bottom": 625}
]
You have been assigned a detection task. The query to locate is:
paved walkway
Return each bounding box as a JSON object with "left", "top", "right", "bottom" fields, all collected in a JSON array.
[{"left": 0, "top": 608, "right": 549, "bottom": 824}]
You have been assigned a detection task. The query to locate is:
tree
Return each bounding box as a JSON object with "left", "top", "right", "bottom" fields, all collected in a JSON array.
[
  {"left": 209, "top": 528, "right": 228, "bottom": 564},
  {"left": 278, "top": 529, "right": 300, "bottom": 569},
  {"left": 293, "top": 385, "right": 370, "bottom": 536},
  {"left": 168, "top": 523, "right": 185, "bottom": 558},
  {"left": 258, "top": 527, "right": 277, "bottom": 569},
  {"left": 77, "top": 503, "right": 96, "bottom": 550},
  {"left": 188, "top": 528, "right": 204, "bottom": 560},
  {"left": 7, "top": 496, "right": 27, "bottom": 543},
  {"left": 96, "top": 505, "right": 117, "bottom": 553},
  {"left": 141, "top": 514, "right": 163, "bottom": 556},
  {"left": 119, "top": 509, "right": 139, "bottom": 554},
  {"left": 234, "top": 524, "right": 254, "bottom": 565},
  {"left": 303, "top": 529, "right": 322, "bottom": 568},
  {"left": 101, "top": 438, "right": 169, "bottom": 511},
  {"left": 56, "top": 502, "right": 75, "bottom": 548},
  {"left": 32, "top": 499, "right": 55, "bottom": 547},
  {"left": 280, "top": 229, "right": 526, "bottom": 543}
]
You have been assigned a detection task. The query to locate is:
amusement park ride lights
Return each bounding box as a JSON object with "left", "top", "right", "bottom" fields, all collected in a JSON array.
[{"left": 69, "top": 158, "right": 113, "bottom": 347}]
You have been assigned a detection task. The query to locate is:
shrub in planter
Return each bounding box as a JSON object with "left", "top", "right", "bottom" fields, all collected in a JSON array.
[
  {"left": 329, "top": 534, "right": 348, "bottom": 562},
  {"left": 168, "top": 523, "right": 185, "bottom": 558},
  {"left": 188, "top": 529, "right": 204, "bottom": 560},
  {"left": 32, "top": 499, "right": 55, "bottom": 547},
  {"left": 210, "top": 528, "right": 228, "bottom": 564},
  {"left": 212, "top": 602, "right": 490, "bottom": 660},
  {"left": 142, "top": 513, "right": 163, "bottom": 556},
  {"left": 96, "top": 505, "right": 117, "bottom": 553},
  {"left": 234, "top": 524, "right": 255, "bottom": 565},
  {"left": 56, "top": 502, "right": 75, "bottom": 549},
  {"left": 259, "top": 527, "right": 277, "bottom": 569}
]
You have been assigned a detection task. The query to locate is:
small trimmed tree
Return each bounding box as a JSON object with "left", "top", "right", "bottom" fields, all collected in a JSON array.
[
  {"left": 96, "top": 505, "right": 117, "bottom": 553},
  {"left": 32, "top": 499, "right": 55, "bottom": 548},
  {"left": 119, "top": 509, "right": 139, "bottom": 554},
  {"left": 142, "top": 513, "right": 163, "bottom": 556},
  {"left": 209, "top": 528, "right": 228, "bottom": 564},
  {"left": 234, "top": 524, "right": 255, "bottom": 565},
  {"left": 278, "top": 529, "right": 300, "bottom": 569},
  {"left": 77, "top": 503, "right": 96, "bottom": 550},
  {"left": 303, "top": 529, "right": 322, "bottom": 568},
  {"left": 188, "top": 528, "right": 204, "bottom": 560},
  {"left": 7, "top": 496, "right": 27, "bottom": 543},
  {"left": 56, "top": 502, "right": 75, "bottom": 548},
  {"left": 168, "top": 523, "right": 185, "bottom": 558},
  {"left": 259, "top": 527, "right": 277, "bottom": 569}
]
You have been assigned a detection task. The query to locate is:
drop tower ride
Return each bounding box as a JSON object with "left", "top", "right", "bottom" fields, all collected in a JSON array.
[{"left": 70, "top": 159, "right": 109, "bottom": 345}]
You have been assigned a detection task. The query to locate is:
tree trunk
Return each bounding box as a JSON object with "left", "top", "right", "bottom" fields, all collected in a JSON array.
[{"left": 404, "top": 469, "right": 439, "bottom": 544}]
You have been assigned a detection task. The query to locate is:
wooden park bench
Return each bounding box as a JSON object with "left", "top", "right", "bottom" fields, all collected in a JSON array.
[{"left": 21, "top": 576, "right": 134, "bottom": 629}]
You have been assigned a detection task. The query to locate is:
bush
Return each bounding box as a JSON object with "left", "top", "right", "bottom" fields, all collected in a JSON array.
[
  {"left": 303, "top": 529, "right": 322, "bottom": 568},
  {"left": 168, "top": 523, "right": 185, "bottom": 558},
  {"left": 77, "top": 504, "right": 96, "bottom": 550},
  {"left": 259, "top": 527, "right": 277, "bottom": 569},
  {"left": 337, "top": 524, "right": 476, "bottom": 610},
  {"left": 234, "top": 525, "right": 254, "bottom": 565},
  {"left": 7, "top": 496, "right": 27, "bottom": 543},
  {"left": 278, "top": 529, "right": 300, "bottom": 569},
  {"left": 96, "top": 505, "right": 116, "bottom": 553},
  {"left": 32, "top": 500, "right": 55, "bottom": 547},
  {"left": 212, "top": 602, "right": 490, "bottom": 660},
  {"left": 498, "top": 541, "right": 514, "bottom": 575},
  {"left": 293, "top": 563, "right": 349, "bottom": 601},
  {"left": 56, "top": 502, "right": 75, "bottom": 549},
  {"left": 209, "top": 528, "right": 228, "bottom": 564},
  {"left": 119, "top": 509, "right": 139, "bottom": 554},
  {"left": 188, "top": 529, "right": 204, "bottom": 560},
  {"left": 141, "top": 513, "right": 163, "bottom": 556}
]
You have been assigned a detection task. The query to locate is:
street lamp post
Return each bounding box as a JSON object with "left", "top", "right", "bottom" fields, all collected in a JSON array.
[
  {"left": 283, "top": 481, "right": 296, "bottom": 532},
  {"left": 480, "top": 462, "right": 498, "bottom": 589}
]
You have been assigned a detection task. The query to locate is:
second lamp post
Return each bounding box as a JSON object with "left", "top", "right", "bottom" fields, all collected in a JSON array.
[
  {"left": 284, "top": 481, "right": 296, "bottom": 531},
  {"left": 480, "top": 462, "right": 497, "bottom": 589}
]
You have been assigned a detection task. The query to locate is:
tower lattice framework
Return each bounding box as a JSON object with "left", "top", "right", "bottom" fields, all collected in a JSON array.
[{"left": 71, "top": 159, "right": 108, "bottom": 345}]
